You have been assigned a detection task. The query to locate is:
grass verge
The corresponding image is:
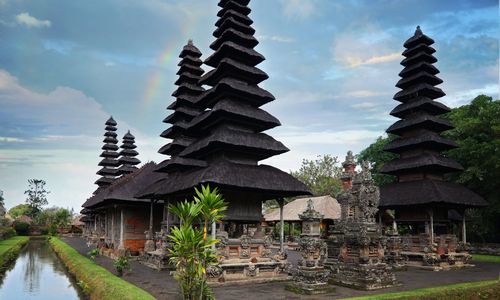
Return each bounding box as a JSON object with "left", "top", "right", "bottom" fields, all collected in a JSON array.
[
  {"left": 342, "top": 280, "right": 500, "bottom": 300},
  {"left": 472, "top": 254, "right": 500, "bottom": 263},
  {"left": 48, "top": 237, "right": 155, "bottom": 300},
  {"left": 0, "top": 236, "right": 29, "bottom": 271}
]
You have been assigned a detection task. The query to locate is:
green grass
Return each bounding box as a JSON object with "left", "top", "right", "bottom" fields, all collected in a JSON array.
[
  {"left": 342, "top": 280, "right": 500, "bottom": 300},
  {"left": 0, "top": 236, "right": 29, "bottom": 270},
  {"left": 48, "top": 237, "right": 155, "bottom": 300},
  {"left": 472, "top": 254, "right": 500, "bottom": 263}
]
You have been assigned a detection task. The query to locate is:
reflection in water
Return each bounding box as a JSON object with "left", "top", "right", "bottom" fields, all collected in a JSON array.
[{"left": 0, "top": 238, "right": 84, "bottom": 299}]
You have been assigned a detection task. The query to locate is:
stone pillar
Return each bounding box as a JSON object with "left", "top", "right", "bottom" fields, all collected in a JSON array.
[
  {"left": 278, "top": 198, "right": 285, "bottom": 253},
  {"left": 286, "top": 200, "right": 332, "bottom": 295}
]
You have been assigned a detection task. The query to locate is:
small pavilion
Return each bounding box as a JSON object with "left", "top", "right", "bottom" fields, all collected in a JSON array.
[{"left": 264, "top": 196, "right": 341, "bottom": 240}]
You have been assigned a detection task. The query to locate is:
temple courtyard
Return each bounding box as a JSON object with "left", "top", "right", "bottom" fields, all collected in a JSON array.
[{"left": 63, "top": 236, "right": 500, "bottom": 300}]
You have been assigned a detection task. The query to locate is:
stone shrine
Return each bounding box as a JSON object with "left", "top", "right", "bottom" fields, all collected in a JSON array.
[
  {"left": 287, "top": 200, "right": 333, "bottom": 295},
  {"left": 328, "top": 155, "right": 397, "bottom": 290}
]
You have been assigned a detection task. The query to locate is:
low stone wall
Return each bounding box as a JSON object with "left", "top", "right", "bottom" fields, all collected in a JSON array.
[{"left": 468, "top": 243, "right": 500, "bottom": 256}]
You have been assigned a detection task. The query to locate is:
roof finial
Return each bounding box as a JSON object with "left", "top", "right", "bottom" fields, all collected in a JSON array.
[
  {"left": 415, "top": 25, "right": 422, "bottom": 36},
  {"left": 188, "top": 39, "right": 193, "bottom": 46}
]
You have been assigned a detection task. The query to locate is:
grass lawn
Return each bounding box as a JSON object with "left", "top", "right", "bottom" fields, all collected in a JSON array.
[
  {"left": 472, "top": 254, "right": 500, "bottom": 263},
  {"left": 342, "top": 280, "right": 500, "bottom": 300},
  {"left": 0, "top": 236, "right": 29, "bottom": 269},
  {"left": 49, "top": 237, "right": 155, "bottom": 300}
]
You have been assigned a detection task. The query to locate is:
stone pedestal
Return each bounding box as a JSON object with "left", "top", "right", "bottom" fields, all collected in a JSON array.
[{"left": 287, "top": 200, "right": 334, "bottom": 295}]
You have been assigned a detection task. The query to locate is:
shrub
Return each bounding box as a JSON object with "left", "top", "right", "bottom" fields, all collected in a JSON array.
[
  {"left": 114, "top": 256, "right": 130, "bottom": 277},
  {"left": 0, "top": 227, "right": 16, "bottom": 240},
  {"left": 14, "top": 222, "right": 30, "bottom": 235},
  {"left": 87, "top": 248, "right": 99, "bottom": 260}
]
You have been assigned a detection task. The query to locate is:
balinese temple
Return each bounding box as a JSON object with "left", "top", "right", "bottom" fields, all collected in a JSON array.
[
  {"left": 138, "top": 0, "right": 311, "bottom": 282},
  {"left": 379, "top": 26, "right": 487, "bottom": 269},
  {"left": 118, "top": 131, "right": 140, "bottom": 175},
  {"left": 95, "top": 117, "right": 121, "bottom": 190}
]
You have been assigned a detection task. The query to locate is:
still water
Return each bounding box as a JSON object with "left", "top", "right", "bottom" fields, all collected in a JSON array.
[{"left": 0, "top": 238, "right": 84, "bottom": 299}]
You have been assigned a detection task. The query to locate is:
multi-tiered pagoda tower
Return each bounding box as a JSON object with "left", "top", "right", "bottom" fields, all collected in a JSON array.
[
  {"left": 118, "top": 131, "right": 141, "bottom": 175},
  {"left": 139, "top": 0, "right": 311, "bottom": 222},
  {"left": 379, "top": 27, "right": 486, "bottom": 269},
  {"left": 155, "top": 40, "right": 207, "bottom": 174},
  {"left": 95, "top": 117, "right": 121, "bottom": 190}
]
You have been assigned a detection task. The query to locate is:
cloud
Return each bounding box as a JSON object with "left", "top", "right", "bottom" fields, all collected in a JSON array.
[
  {"left": 0, "top": 136, "right": 25, "bottom": 143},
  {"left": 349, "top": 52, "right": 401, "bottom": 67},
  {"left": 15, "top": 12, "right": 51, "bottom": 28},
  {"left": 347, "top": 90, "right": 390, "bottom": 98},
  {"left": 280, "top": 0, "right": 318, "bottom": 19},
  {"left": 351, "top": 102, "right": 379, "bottom": 109},
  {"left": 257, "top": 35, "right": 296, "bottom": 43}
]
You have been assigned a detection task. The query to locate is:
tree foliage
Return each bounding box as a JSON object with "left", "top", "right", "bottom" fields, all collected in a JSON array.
[
  {"left": 36, "top": 206, "right": 73, "bottom": 228},
  {"left": 358, "top": 95, "right": 500, "bottom": 242},
  {"left": 443, "top": 95, "right": 500, "bottom": 242},
  {"left": 358, "top": 135, "right": 398, "bottom": 186},
  {"left": 24, "top": 179, "right": 49, "bottom": 219},
  {"left": 290, "top": 154, "right": 343, "bottom": 197},
  {"left": 8, "top": 204, "right": 31, "bottom": 219}
]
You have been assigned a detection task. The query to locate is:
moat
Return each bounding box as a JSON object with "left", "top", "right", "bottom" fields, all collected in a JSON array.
[{"left": 0, "top": 238, "right": 84, "bottom": 300}]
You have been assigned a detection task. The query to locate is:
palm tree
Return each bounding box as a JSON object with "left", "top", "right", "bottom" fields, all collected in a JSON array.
[{"left": 194, "top": 185, "right": 227, "bottom": 241}]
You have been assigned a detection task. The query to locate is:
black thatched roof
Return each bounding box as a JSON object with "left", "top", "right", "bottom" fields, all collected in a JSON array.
[
  {"left": 380, "top": 180, "right": 487, "bottom": 208},
  {"left": 84, "top": 162, "right": 163, "bottom": 209},
  {"left": 118, "top": 130, "right": 140, "bottom": 175},
  {"left": 138, "top": 159, "right": 310, "bottom": 201},
  {"left": 380, "top": 26, "right": 485, "bottom": 208},
  {"left": 139, "top": 0, "right": 311, "bottom": 205},
  {"left": 95, "top": 117, "right": 120, "bottom": 188}
]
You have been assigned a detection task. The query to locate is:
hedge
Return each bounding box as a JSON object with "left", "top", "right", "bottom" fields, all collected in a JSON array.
[{"left": 48, "top": 237, "right": 155, "bottom": 300}]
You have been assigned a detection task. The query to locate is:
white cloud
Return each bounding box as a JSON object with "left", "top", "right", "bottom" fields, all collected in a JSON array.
[
  {"left": 347, "top": 90, "right": 389, "bottom": 98},
  {"left": 280, "top": 0, "right": 318, "bottom": 19},
  {"left": 351, "top": 102, "right": 379, "bottom": 109},
  {"left": 257, "top": 35, "right": 296, "bottom": 43},
  {"left": 442, "top": 84, "right": 499, "bottom": 107},
  {"left": 15, "top": 12, "right": 51, "bottom": 28},
  {"left": 0, "top": 136, "right": 25, "bottom": 143},
  {"left": 348, "top": 52, "right": 401, "bottom": 67}
]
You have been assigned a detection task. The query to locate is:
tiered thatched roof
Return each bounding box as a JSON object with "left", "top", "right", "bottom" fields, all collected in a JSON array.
[
  {"left": 118, "top": 131, "right": 141, "bottom": 175},
  {"left": 138, "top": 0, "right": 311, "bottom": 214},
  {"left": 380, "top": 27, "right": 486, "bottom": 209},
  {"left": 95, "top": 117, "right": 120, "bottom": 189}
]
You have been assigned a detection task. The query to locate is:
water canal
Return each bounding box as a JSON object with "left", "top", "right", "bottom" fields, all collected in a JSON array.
[{"left": 0, "top": 238, "right": 85, "bottom": 299}]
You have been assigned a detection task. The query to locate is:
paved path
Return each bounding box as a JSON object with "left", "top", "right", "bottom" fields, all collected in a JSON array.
[{"left": 62, "top": 237, "right": 500, "bottom": 300}]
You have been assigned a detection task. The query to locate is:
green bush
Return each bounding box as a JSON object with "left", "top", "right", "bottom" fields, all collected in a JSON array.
[
  {"left": 0, "top": 227, "right": 16, "bottom": 240},
  {"left": 14, "top": 222, "right": 30, "bottom": 235}
]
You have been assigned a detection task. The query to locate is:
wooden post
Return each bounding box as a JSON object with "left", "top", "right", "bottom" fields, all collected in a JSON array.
[
  {"left": 462, "top": 210, "right": 467, "bottom": 244},
  {"left": 119, "top": 208, "right": 124, "bottom": 249},
  {"left": 429, "top": 209, "right": 434, "bottom": 243},
  {"left": 111, "top": 209, "right": 115, "bottom": 245},
  {"left": 211, "top": 221, "right": 217, "bottom": 249},
  {"left": 94, "top": 215, "right": 97, "bottom": 232},
  {"left": 291, "top": 222, "right": 294, "bottom": 238},
  {"left": 165, "top": 199, "right": 170, "bottom": 232},
  {"left": 149, "top": 200, "right": 154, "bottom": 235},
  {"left": 278, "top": 198, "right": 285, "bottom": 253}
]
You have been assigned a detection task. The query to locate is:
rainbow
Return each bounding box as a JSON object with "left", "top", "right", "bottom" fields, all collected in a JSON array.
[{"left": 142, "top": 18, "right": 199, "bottom": 112}]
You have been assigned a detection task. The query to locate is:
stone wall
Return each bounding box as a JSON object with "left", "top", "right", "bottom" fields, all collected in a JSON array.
[{"left": 467, "top": 243, "right": 500, "bottom": 256}]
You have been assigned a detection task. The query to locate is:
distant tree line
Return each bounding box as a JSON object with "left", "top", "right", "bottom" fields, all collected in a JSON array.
[{"left": 358, "top": 95, "right": 500, "bottom": 243}]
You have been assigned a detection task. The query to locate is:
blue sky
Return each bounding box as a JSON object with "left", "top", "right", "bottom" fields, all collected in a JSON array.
[{"left": 0, "top": 0, "right": 498, "bottom": 211}]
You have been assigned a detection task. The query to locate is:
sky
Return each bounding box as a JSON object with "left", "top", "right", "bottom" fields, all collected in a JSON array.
[{"left": 0, "top": 0, "right": 498, "bottom": 211}]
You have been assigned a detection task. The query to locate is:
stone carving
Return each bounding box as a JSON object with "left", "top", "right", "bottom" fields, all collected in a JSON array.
[{"left": 326, "top": 156, "right": 398, "bottom": 290}]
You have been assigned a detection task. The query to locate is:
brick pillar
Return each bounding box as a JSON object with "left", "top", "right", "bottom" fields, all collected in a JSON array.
[{"left": 341, "top": 151, "right": 357, "bottom": 190}]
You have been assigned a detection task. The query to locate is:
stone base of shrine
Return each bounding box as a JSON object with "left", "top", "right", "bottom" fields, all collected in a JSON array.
[
  {"left": 328, "top": 262, "right": 399, "bottom": 290},
  {"left": 402, "top": 251, "right": 473, "bottom": 271},
  {"left": 140, "top": 250, "right": 171, "bottom": 271},
  {"left": 207, "top": 259, "right": 289, "bottom": 285},
  {"left": 285, "top": 281, "right": 336, "bottom": 295}
]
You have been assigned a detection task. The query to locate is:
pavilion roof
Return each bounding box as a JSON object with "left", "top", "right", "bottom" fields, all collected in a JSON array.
[{"left": 264, "top": 195, "right": 340, "bottom": 222}]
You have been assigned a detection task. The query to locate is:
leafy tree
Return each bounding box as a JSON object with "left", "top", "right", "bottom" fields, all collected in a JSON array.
[
  {"left": 0, "top": 190, "right": 5, "bottom": 217},
  {"left": 8, "top": 204, "right": 31, "bottom": 219},
  {"left": 443, "top": 95, "right": 500, "bottom": 242},
  {"left": 168, "top": 185, "right": 227, "bottom": 300},
  {"left": 358, "top": 135, "right": 397, "bottom": 186},
  {"left": 37, "top": 207, "right": 73, "bottom": 228},
  {"left": 291, "top": 154, "right": 343, "bottom": 197},
  {"left": 24, "top": 179, "right": 49, "bottom": 219}
]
